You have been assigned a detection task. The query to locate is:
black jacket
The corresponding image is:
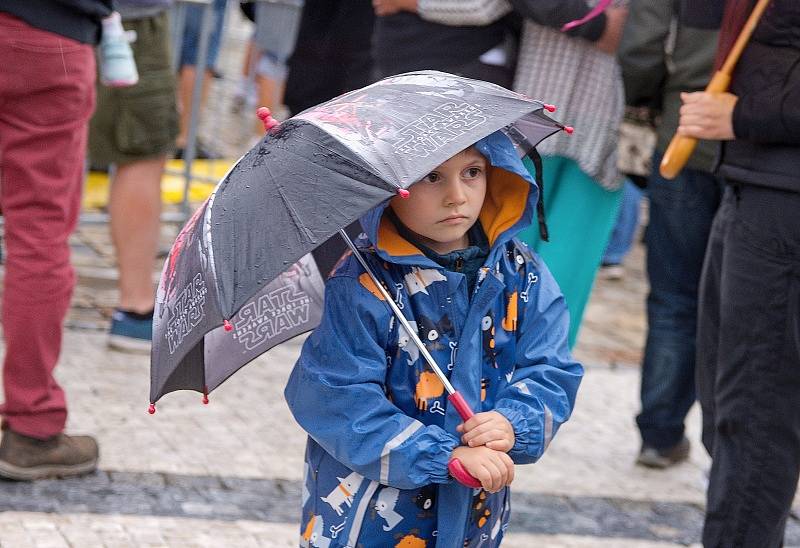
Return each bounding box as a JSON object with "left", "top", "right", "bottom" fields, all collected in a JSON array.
[
  {"left": 1, "top": 0, "right": 113, "bottom": 45},
  {"left": 682, "top": 0, "right": 800, "bottom": 193},
  {"left": 374, "top": 0, "right": 606, "bottom": 83}
]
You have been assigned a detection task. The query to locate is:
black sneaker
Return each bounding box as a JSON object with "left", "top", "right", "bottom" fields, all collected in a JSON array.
[
  {"left": 636, "top": 437, "right": 690, "bottom": 469},
  {"left": 0, "top": 428, "right": 98, "bottom": 481},
  {"left": 174, "top": 141, "right": 221, "bottom": 160}
]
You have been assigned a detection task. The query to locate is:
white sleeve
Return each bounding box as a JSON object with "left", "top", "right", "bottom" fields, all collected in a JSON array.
[{"left": 417, "top": 0, "right": 513, "bottom": 26}]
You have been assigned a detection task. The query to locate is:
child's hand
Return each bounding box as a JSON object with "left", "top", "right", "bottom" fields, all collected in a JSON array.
[
  {"left": 457, "top": 411, "right": 515, "bottom": 452},
  {"left": 451, "top": 446, "right": 514, "bottom": 493}
]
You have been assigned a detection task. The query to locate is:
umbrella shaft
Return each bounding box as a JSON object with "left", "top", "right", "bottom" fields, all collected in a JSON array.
[{"left": 338, "top": 229, "right": 457, "bottom": 396}]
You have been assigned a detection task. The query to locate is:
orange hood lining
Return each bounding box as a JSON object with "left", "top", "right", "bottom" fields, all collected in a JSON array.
[{"left": 376, "top": 166, "right": 530, "bottom": 257}]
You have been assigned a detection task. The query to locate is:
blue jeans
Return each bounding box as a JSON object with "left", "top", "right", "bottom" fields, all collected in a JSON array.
[
  {"left": 603, "top": 179, "right": 643, "bottom": 265},
  {"left": 180, "top": 0, "right": 227, "bottom": 68},
  {"left": 636, "top": 153, "right": 723, "bottom": 449}
]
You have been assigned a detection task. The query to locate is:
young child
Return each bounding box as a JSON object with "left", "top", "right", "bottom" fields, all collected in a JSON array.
[{"left": 285, "top": 130, "right": 583, "bottom": 547}]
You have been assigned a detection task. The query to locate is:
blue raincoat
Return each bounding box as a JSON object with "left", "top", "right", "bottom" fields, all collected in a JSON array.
[{"left": 285, "top": 131, "right": 583, "bottom": 548}]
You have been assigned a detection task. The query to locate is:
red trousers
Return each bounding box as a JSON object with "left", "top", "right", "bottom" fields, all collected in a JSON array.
[{"left": 0, "top": 13, "right": 96, "bottom": 438}]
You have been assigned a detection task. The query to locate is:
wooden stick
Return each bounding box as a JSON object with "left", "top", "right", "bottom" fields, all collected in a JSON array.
[{"left": 659, "top": 0, "right": 772, "bottom": 179}]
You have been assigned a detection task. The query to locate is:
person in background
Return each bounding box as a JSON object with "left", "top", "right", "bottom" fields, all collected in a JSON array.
[
  {"left": 680, "top": 0, "right": 800, "bottom": 544},
  {"left": 599, "top": 178, "right": 643, "bottom": 281},
  {"left": 175, "top": 0, "right": 226, "bottom": 159},
  {"left": 283, "top": 0, "right": 374, "bottom": 116},
  {"left": 372, "top": 0, "right": 520, "bottom": 88},
  {"left": 0, "top": 0, "right": 109, "bottom": 480},
  {"left": 251, "top": 0, "right": 303, "bottom": 126},
  {"left": 618, "top": 0, "right": 722, "bottom": 469},
  {"left": 89, "top": 0, "right": 179, "bottom": 353}
]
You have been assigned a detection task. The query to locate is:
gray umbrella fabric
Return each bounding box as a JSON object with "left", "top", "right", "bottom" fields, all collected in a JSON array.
[{"left": 150, "top": 71, "right": 565, "bottom": 406}]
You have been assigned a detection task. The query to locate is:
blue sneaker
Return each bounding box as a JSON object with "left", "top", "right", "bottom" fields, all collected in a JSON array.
[{"left": 108, "top": 309, "right": 152, "bottom": 354}]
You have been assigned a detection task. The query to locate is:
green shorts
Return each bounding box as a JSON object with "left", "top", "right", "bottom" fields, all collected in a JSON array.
[{"left": 89, "top": 12, "right": 178, "bottom": 166}]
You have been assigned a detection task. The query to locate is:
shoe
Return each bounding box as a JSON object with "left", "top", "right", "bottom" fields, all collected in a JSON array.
[
  {"left": 0, "top": 428, "right": 98, "bottom": 481},
  {"left": 599, "top": 263, "right": 625, "bottom": 281},
  {"left": 173, "top": 141, "right": 222, "bottom": 160},
  {"left": 108, "top": 308, "right": 153, "bottom": 354},
  {"left": 636, "top": 437, "right": 690, "bottom": 469}
]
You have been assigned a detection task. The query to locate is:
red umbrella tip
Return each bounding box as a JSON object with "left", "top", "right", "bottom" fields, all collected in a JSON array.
[
  {"left": 256, "top": 106, "right": 271, "bottom": 119},
  {"left": 148, "top": 403, "right": 156, "bottom": 415},
  {"left": 397, "top": 188, "right": 410, "bottom": 198},
  {"left": 543, "top": 103, "right": 557, "bottom": 112},
  {"left": 202, "top": 394, "right": 209, "bottom": 405},
  {"left": 223, "top": 319, "right": 233, "bottom": 331},
  {"left": 563, "top": 126, "right": 574, "bottom": 135}
]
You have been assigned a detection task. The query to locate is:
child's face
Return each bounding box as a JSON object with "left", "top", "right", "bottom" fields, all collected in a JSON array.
[{"left": 390, "top": 147, "right": 487, "bottom": 255}]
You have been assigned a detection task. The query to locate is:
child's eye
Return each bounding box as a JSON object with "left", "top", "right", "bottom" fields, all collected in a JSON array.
[
  {"left": 423, "top": 172, "right": 440, "bottom": 184},
  {"left": 463, "top": 167, "right": 483, "bottom": 179}
]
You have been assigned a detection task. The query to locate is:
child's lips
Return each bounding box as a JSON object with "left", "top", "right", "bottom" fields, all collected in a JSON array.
[{"left": 440, "top": 215, "right": 468, "bottom": 225}]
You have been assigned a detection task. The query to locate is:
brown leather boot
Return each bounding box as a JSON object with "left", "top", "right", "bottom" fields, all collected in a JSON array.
[{"left": 0, "top": 428, "right": 98, "bottom": 480}]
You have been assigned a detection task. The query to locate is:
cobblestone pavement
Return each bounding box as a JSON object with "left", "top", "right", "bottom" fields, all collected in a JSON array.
[{"left": 2, "top": 6, "right": 799, "bottom": 548}]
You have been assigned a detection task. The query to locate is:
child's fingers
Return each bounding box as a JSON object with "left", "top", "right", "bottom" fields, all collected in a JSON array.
[
  {"left": 486, "top": 452, "right": 512, "bottom": 491},
  {"left": 462, "top": 417, "right": 501, "bottom": 439},
  {"left": 498, "top": 452, "right": 514, "bottom": 486},
  {"left": 481, "top": 460, "right": 504, "bottom": 492},
  {"left": 485, "top": 438, "right": 514, "bottom": 452},
  {"left": 462, "top": 413, "right": 494, "bottom": 432},
  {"left": 473, "top": 464, "right": 496, "bottom": 492},
  {"left": 465, "top": 427, "right": 508, "bottom": 447}
]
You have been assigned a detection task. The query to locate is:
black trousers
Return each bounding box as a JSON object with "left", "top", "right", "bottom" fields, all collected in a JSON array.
[{"left": 697, "top": 184, "right": 800, "bottom": 547}]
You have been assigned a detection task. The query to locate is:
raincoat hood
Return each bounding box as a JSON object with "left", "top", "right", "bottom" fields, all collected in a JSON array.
[{"left": 359, "top": 130, "right": 539, "bottom": 266}]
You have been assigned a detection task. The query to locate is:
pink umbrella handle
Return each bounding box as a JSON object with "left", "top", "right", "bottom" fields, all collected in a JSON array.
[
  {"left": 561, "top": 0, "right": 612, "bottom": 32},
  {"left": 448, "top": 392, "right": 474, "bottom": 421},
  {"left": 446, "top": 391, "right": 483, "bottom": 488},
  {"left": 448, "top": 458, "right": 483, "bottom": 489}
]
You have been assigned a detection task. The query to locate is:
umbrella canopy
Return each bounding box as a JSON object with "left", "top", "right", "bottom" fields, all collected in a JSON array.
[{"left": 150, "top": 71, "right": 565, "bottom": 406}]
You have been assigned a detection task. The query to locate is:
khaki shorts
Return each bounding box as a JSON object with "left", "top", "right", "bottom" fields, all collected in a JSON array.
[{"left": 89, "top": 12, "right": 178, "bottom": 166}]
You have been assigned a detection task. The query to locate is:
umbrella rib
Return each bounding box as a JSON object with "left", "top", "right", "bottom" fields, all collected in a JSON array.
[{"left": 266, "top": 161, "right": 316, "bottom": 245}]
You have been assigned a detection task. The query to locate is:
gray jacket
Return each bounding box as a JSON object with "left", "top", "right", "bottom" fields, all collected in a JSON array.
[{"left": 618, "top": 0, "right": 718, "bottom": 172}]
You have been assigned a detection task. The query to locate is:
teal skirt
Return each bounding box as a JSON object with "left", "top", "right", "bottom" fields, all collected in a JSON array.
[{"left": 519, "top": 156, "right": 622, "bottom": 348}]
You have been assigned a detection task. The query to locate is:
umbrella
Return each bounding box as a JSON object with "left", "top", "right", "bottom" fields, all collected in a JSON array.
[{"left": 149, "top": 71, "right": 567, "bottom": 484}]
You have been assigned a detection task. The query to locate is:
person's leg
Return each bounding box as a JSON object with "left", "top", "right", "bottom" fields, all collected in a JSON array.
[
  {"left": 701, "top": 185, "right": 800, "bottom": 547},
  {"left": 519, "top": 156, "right": 622, "bottom": 347},
  {"left": 602, "top": 179, "right": 642, "bottom": 266},
  {"left": 176, "top": 65, "right": 213, "bottom": 150},
  {"left": 636, "top": 159, "right": 723, "bottom": 462},
  {"left": 0, "top": 14, "right": 95, "bottom": 439},
  {"left": 110, "top": 157, "right": 165, "bottom": 313},
  {"left": 175, "top": 0, "right": 225, "bottom": 154},
  {"left": 696, "top": 188, "right": 733, "bottom": 459},
  {"left": 252, "top": 0, "right": 303, "bottom": 131},
  {"left": 97, "top": 14, "right": 177, "bottom": 351}
]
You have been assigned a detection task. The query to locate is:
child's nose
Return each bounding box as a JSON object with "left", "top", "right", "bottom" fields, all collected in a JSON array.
[{"left": 444, "top": 180, "right": 468, "bottom": 205}]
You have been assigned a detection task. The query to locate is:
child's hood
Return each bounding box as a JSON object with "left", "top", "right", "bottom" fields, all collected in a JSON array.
[{"left": 359, "top": 130, "right": 538, "bottom": 266}]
